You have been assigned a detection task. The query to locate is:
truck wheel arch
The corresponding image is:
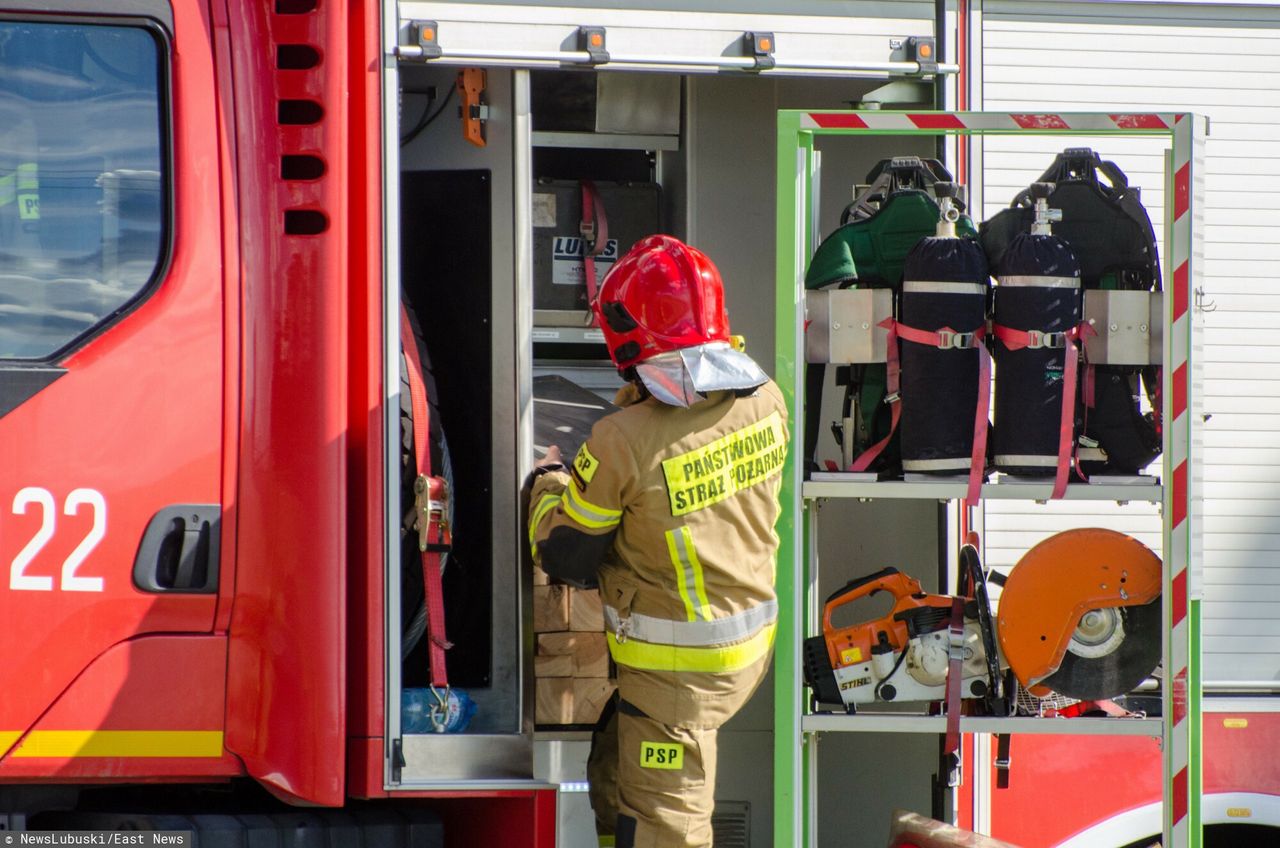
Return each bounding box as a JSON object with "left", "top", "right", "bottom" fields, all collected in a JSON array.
[{"left": 1055, "top": 793, "right": 1280, "bottom": 848}]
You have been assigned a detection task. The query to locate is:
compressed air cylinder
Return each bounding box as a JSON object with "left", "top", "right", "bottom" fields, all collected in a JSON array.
[
  {"left": 899, "top": 184, "right": 990, "bottom": 474},
  {"left": 991, "top": 184, "right": 1082, "bottom": 476}
]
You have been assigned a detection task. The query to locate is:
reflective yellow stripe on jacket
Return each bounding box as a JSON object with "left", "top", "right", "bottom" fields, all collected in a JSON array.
[
  {"left": 562, "top": 483, "right": 622, "bottom": 530},
  {"left": 666, "top": 526, "right": 712, "bottom": 622},
  {"left": 528, "top": 492, "right": 562, "bottom": 557}
]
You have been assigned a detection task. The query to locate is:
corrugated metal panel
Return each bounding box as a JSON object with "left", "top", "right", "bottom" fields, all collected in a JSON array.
[{"left": 982, "top": 2, "right": 1280, "bottom": 687}]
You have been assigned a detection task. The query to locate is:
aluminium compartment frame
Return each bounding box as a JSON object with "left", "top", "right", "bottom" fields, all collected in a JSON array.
[{"left": 773, "top": 110, "right": 1204, "bottom": 848}]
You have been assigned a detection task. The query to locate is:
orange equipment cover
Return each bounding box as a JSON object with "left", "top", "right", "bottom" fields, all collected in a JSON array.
[{"left": 996, "top": 528, "right": 1160, "bottom": 696}]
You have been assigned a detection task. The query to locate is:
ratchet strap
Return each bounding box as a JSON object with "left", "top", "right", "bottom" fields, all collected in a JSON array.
[
  {"left": 994, "top": 733, "right": 1012, "bottom": 789},
  {"left": 944, "top": 595, "right": 966, "bottom": 755},
  {"left": 399, "top": 302, "right": 453, "bottom": 689},
  {"left": 852, "top": 319, "right": 990, "bottom": 503},
  {"left": 849, "top": 318, "right": 902, "bottom": 475},
  {"left": 992, "top": 322, "right": 1094, "bottom": 500},
  {"left": 580, "top": 180, "right": 609, "bottom": 320},
  {"left": 893, "top": 321, "right": 991, "bottom": 503}
]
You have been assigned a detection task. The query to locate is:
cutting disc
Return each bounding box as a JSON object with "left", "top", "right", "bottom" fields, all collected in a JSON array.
[
  {"left": 996, "top": 528, "right": 1162, "bottom": 701},
  {"left": 1038, "top": 597, "right": 1161, "bottom": 701}
]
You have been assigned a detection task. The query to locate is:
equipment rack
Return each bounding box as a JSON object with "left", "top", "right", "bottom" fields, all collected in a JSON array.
[{"left": 772, "top": 110, "right": 1205, "bottom": 847}]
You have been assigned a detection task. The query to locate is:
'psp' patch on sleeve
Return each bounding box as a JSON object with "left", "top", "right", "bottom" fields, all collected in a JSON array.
[{"left": 573, "top": 443, "right": 600, "bottom": 485}]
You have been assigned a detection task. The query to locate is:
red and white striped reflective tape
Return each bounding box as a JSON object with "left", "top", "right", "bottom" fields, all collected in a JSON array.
[
  {"left": 798, "top": 112, "right": 1180, "bottom": 132},
  {"left": 1166, "top": 115, "right": 1197, "bottom": 848}
]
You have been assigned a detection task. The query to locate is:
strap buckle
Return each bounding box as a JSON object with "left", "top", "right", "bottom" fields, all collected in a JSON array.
[
  {"left": 414, "top": 474, "right": 452, "bottom": 553},
  {"left": 937, "top": 329, "right": 976, "bottom": 350},
  {"left": 883, "top": 391, "right": 901, "bottom": 405},
  {"left": 614, "top": 616, "right": 632, "bottom": 644},
  {"left": 579, "top": 219, "right": 597, "bottom": 251},
  {"left": 1026, "top": 330, "right": 1066, "bottom": 350},
  {"left": 947, "top": 616, "right": 967, "bottom": 662}
]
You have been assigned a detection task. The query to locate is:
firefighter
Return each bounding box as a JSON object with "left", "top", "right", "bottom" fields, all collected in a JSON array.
[{"left": 527, "top": 235, "right": 789, "bottom": 848}]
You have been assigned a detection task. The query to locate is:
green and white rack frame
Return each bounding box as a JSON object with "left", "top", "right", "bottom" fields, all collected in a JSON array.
[{"left": 772, "top": 111, "right": 1205, "bottom": 848}]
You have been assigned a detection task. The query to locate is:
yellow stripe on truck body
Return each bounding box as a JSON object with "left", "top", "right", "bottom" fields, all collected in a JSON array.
[{"left": 6, "top": 730, "right": 224, "bottom": 758}]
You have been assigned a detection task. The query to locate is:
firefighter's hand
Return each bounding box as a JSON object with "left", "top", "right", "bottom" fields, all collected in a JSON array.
[
  {"left": 533, "top": 445, "right": 567, "bottom": 477},
  {"left": 537, "top": 445, "right": 564, "bottom": 467}
]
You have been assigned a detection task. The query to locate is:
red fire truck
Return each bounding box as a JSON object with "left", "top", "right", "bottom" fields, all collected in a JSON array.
[
  {"left": 6, "top": 0, "right": 1278, "bottom": 845},
  {"left": 0, "top": 0, "right": 553, "bottom": 841}
]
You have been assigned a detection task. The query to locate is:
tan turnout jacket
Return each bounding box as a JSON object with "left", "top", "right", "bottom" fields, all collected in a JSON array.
[{"left": 530, "top": 380, "right": 789, "bottom": 729}]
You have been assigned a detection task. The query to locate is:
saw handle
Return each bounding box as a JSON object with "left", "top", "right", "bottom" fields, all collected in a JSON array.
[{"left": 821, "top": 567, "right": 925, "bottom": 634}]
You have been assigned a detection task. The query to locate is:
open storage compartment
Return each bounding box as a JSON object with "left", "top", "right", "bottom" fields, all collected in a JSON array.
[{"left": 384, "top": 4, "right": 959, "bottom": 842}]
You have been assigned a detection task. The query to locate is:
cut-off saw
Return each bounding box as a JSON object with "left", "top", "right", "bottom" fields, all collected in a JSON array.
[{"left": 803, "top": 528, "right": 1162, "bottom": 712}]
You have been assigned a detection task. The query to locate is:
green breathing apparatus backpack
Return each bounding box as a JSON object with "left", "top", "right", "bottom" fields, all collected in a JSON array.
[{"left": 804, "top": 156, "right": 978, "bottom": 474}]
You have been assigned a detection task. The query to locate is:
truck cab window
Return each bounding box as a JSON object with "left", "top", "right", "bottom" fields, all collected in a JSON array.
[{"left": 0, "top": 20, "right": 166, "bottom": 360}]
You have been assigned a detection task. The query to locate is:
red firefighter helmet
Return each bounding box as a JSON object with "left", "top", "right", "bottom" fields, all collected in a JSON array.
[{"left": 592, "top": 235, "right": 731, "bottom": 369}]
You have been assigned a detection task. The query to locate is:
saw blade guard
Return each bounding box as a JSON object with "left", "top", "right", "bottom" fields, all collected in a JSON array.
[{"left": 996, "top": 527, "right": 1161, "bottom": 700}]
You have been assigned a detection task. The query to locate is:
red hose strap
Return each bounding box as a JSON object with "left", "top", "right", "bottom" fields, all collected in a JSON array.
[
  {"left": 580, "top": 180, "right": 609, "bottom": 322},
  {"left": 399, "top": 302, "right": 452, "bottom": 689}
]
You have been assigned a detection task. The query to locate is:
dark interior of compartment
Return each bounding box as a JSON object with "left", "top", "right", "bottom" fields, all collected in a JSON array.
[{"left": 399, "top": 168, "right": 493, "bottom": 689}]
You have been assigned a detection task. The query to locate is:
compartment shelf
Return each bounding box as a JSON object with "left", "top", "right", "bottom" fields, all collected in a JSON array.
[
  {"left": 804, "top": 473, "right": 1162, "bottom": 503},
  {"left": 801, "top": 713, "right": 1163, "bottom": 738},
  {"left": 531, "top": 325, "right": 606, "bottom": 345},
  {"left": 531, "top": 131, "right": 679, "bottom": 151}
]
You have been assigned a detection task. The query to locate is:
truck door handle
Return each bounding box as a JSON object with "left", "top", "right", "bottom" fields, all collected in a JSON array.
[{"left": 132, "top": 505, "right": 221, "bottom": 594}]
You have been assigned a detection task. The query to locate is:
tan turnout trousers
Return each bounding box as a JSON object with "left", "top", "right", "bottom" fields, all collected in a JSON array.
[{"left": 530, "top": 380, "right": 789, "bottom": 847}]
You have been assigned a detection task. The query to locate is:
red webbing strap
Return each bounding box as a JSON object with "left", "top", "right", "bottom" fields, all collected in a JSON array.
[
  {"left": 971, "top": 345, "right": 992, "bottom": 504},
  {"left": 398, "top": 302, "right": 452, "bottom": 689},
  {"left": 892, "top": 322, "right": 990, "bottom": 502},
  {"left": 1053, "top": 336, "right": 1079, "bottom": 500},
  {"left": 992, "top": 323, "right": 1090, "bottom": 500},
  {"left": 580, "top": 181, "right": 609, "bottom": 317},
  {"left": 944, "top": 596, "right": 966, "bottom": 755},
  {"left": 850, "top": 317, "right": 901, "bottom": 473},
  {"left": 1081, "top": 363, "right": 1097, "bottom": 409}
]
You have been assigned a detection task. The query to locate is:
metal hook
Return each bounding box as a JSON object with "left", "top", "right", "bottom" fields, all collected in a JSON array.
[
  {"left": 428, "top": 686, "right": 451, "bottom": 733},
  {"left": 1194, "top": 287, "right": 1217, "bottom": 313}
]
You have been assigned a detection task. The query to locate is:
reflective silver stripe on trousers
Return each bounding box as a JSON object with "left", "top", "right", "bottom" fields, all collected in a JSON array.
[
  {"left": 903, "top": 281, "right": 987, "bottom": 295},
  {"left": 995, "top": 454, "right": 1058, "bottom": 467},
  {"left": 603, "top": 599, "right": 779, "bottom": 647},
  {"left": 997, "top": 275, "right": 1080, "bottom": 288}
]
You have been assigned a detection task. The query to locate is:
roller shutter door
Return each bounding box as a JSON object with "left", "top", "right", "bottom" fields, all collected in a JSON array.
[{"left": 980, "top": 0, "right": 1280, "bottom": 687}]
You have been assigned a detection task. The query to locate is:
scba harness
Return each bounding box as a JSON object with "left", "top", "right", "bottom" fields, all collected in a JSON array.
[
  {"left": 981, "top": 148, "right": 1162, "bottom": 475},
  {"left": 804, "top": 157, "right": 979, "bottom": 477}
]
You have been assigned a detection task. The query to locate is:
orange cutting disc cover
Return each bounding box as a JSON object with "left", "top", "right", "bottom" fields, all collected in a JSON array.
[{"left": 996, "top": 528, "right": 1161, "bottom": 696}]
